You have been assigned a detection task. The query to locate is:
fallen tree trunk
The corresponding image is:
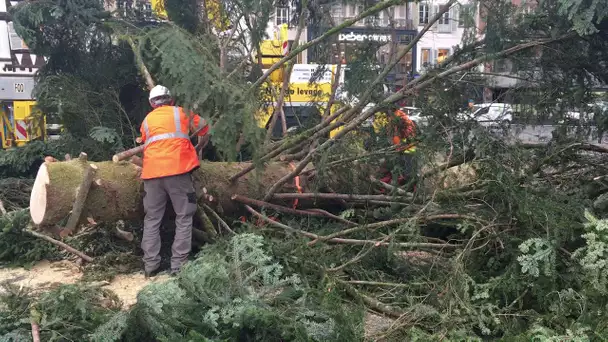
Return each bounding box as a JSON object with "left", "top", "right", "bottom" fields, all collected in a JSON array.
[{"left": 29, "top": 159, "right": 309, "bottom": 227}]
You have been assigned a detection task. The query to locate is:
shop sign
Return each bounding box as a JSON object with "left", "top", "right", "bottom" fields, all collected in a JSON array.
[
  {"left": 338, "top": 31, "right": 391, "bottom": 43},
  {"left": 262, "top": 82, "right": 333, "bottom": 102},
  {"left": 290, "top": 64, "right": 336, "bottom": 83}
]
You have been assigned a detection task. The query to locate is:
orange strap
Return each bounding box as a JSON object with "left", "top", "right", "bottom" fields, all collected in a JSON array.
[{"left": 289, "top": 162, "right": 303, "bottom": 209}]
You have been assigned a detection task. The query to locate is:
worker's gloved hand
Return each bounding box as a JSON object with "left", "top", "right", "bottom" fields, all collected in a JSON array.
[{"left": 136, "top": 137, "right": 143, "bottom": 144}]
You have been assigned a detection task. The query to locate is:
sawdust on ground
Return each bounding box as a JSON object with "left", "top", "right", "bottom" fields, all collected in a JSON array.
[
  {"left": 0, "top": 260, "right": 169, "bottom": 309},
  {"left": 364, "top": 312, "right": 395, "bottom": 341},
  {"left": 103, "top": 273, "right": 170, "bottom": 309},
  {"left": 0, "top": 260, "right": 81, "bottom": 292},
  {"left": 1, "top": 262, "right": 395, "bottom": 337}
]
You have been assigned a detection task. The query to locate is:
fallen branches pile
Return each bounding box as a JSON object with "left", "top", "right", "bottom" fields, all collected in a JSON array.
[
  {"left": 2, "top": 0, "right": 608, "bottom": 338},
  {"left": 0, "top": 234, "right": 362, "bottom": 341},
  {"left": 0, "top": 122, "right": 606, "bottom": 340},
  {"left": 0, "top": 178, "right": 32, "bottom": 212}
]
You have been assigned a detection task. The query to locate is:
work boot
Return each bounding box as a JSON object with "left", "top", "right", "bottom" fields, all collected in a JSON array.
[{"left": 144, "top": 268, "right": 161, "bottom": 279}]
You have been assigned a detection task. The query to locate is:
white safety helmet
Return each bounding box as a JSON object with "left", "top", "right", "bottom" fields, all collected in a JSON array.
[
  {"left": 149, "top": 85, "right": 171, "bottom": 100},
  {"left": 149, "top": 85, "right": 173, "bottom": 108}
]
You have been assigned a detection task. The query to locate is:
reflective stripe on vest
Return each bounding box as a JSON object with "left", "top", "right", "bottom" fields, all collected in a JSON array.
[{"left": 143, "top": 106, "right": 190, "bottom": 146}]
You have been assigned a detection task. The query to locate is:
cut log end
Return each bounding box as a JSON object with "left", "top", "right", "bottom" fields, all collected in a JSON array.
[
  {"left": 30, "top": 163, "right": 50, "bottom": 225},
  {"left": 112, "top": 155, "right": 120, "bottom": 163}
]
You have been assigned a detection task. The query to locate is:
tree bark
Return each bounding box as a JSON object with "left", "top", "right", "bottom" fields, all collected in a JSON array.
[{"left": 30, "top": 160, "right": 309, "bottom": 227}]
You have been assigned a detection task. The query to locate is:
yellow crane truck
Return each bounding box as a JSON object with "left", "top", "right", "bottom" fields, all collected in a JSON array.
[
  {"left": 256, "top": 24, "right": 346, "bottom": 138},
  {"left": 0, "top": 101, "right": 51, "bottom": 149}
]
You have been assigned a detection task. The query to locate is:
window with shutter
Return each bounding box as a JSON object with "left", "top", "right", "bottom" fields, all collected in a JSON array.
[
  {"left": 8, "top": 22, "right": 26, "bottom": 50},
  {"left": 345, "top": 4, "right": 354, "bottom": 18},
  {"left": 354, "top": 5, "right": 364, "bottom": 26},
  {"left": 437, "top": 6, "right": 451, "bottom": 33},
  {"left": 431, "top": 5, "right": 439, "bottom": 29},
  {"left": 380, "top": 7, "right": 394, "bottom": 26},
  {"left": 419, "top": 3, "right": 429, "bottom": 24},
  {"left": 459, "top": 4, "right": 473, "bottom": 27},
  {"left": 331, "top": 4, "right": 344, "bottom": 22},
  {"left": 275, "top": 7, "right": 289, "bottom": 26},
  {"left": 451, "top": 6, "right": 459, "bottom": 32},
  {"left": 396, "top": 5, "right": 406, "bottom": 19}
]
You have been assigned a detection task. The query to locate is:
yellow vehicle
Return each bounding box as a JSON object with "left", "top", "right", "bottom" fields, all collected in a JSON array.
[
  {"left": 0, "top": 100, "right": 50, "bottom": 149},
  {"left": 255, "top": 25, "right": 346, "bottom": 138}
]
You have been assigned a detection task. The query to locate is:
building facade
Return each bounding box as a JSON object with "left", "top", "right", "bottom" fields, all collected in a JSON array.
[
  {"left": 415, "top": 0, "right": 474, "bottom": 71},
  {"left": 268, "top": 1, "right": 474, "bottom": 80}
]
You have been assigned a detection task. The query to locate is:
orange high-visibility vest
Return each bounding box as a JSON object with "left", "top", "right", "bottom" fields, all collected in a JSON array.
[{"left": 140, "top": 105, "right": 209, "bottom": 180}]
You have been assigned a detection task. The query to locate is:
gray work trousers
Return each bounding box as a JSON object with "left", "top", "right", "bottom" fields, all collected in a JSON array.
[{"left": 142, "top": 173, "right": 197, "bottom": 273}]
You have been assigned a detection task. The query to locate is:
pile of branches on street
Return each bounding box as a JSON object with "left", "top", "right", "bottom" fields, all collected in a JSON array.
[
  {"left": 0, "top": 179, "right": 32, "bottom": 213},
  {"left": 1, "top": 0, "right": 608, "bottom": 340},
  {"left": 3, "top": 125, "right": 608, "bottom": 340},
  {"left": 1, "top": 234, "right": 362, "bottom": 341}
]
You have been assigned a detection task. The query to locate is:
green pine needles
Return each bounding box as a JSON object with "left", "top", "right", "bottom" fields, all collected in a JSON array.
[
  {"left": 123, "top": 233, "right": 361, "bottom": 341},
  {"left": 0, "top": 234, "right": 362, "bottom": 341}
]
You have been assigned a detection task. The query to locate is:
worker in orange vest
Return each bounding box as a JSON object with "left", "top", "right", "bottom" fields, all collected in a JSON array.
[
  {"left": 374, "top": 108, "right": 417, "bottom": 188},
  {"left": 138, "top": 85, "right": 209, "bottom": 278}
]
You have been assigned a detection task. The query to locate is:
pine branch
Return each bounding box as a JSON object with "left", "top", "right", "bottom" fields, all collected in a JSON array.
[
  {"left": 125, "top": 36, "right": 155, "bottom": 90},
  {"left": 245, "top": 205, "right": 457, "bottom": 249}
]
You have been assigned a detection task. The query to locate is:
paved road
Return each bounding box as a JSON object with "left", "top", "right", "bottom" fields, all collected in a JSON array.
[{"left": 484, "top": 123, "right": 608, "bottom": 145}]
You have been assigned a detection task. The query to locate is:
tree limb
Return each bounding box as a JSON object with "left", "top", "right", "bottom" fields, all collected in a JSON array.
[
  {"left": 422, "top": 150, "right": 476, "bottom": 178},
  {"left": 245, "top": 205, "right": 457, "bottom": 249},
  {"left": 26, "top": 229, "right": 94, "bottom": 262},
  {"left": 126, "top": 37, "right": 155, "bottom": 90},
  {"left": 202, "top": 203, "right": 235, "bottom": 235},
  {"left": 232, "top": 194, "right": 356, "bottom": 226}
]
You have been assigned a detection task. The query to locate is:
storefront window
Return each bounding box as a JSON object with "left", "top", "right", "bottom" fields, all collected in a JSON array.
[
  {"left": 329, "top": 42, "right": 359, "bottom": 64},
  {"left": 421, "top": 48, "right": 431, "bottom": 66},
  {"left": 399, "top": 52, "right": 412, "bottom": 74},
  {"left": 437, "top": 48, "right": 450, "bottom": 63}
]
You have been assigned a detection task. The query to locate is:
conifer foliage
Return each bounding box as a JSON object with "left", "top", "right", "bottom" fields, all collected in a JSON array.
[
  {"left": 0, "top": 234, "right": 361, "bottom": 341},
  {"left": 2, "top": 0, "right": 608, "bottom": 340}
]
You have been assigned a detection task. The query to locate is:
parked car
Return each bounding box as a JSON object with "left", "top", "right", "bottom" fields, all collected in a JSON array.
[
  {"left": 466, "top": 103, "right": 514, "bottom": 124},
  {"left": 558, "top": 101, "right": 608, "bottom": 125}
]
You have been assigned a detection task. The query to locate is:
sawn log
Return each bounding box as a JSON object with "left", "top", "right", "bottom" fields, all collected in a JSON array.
[{"left": 29, "top": 159, "right": 309, "bottom": 227}]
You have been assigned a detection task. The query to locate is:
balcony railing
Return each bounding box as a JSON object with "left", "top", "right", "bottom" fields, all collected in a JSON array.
[
  {"left": 436, "top": 24, "right": 453, "bottom": 33},
  {"left": 332, "top": 16, "right": 414, "bottom": 29}
]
